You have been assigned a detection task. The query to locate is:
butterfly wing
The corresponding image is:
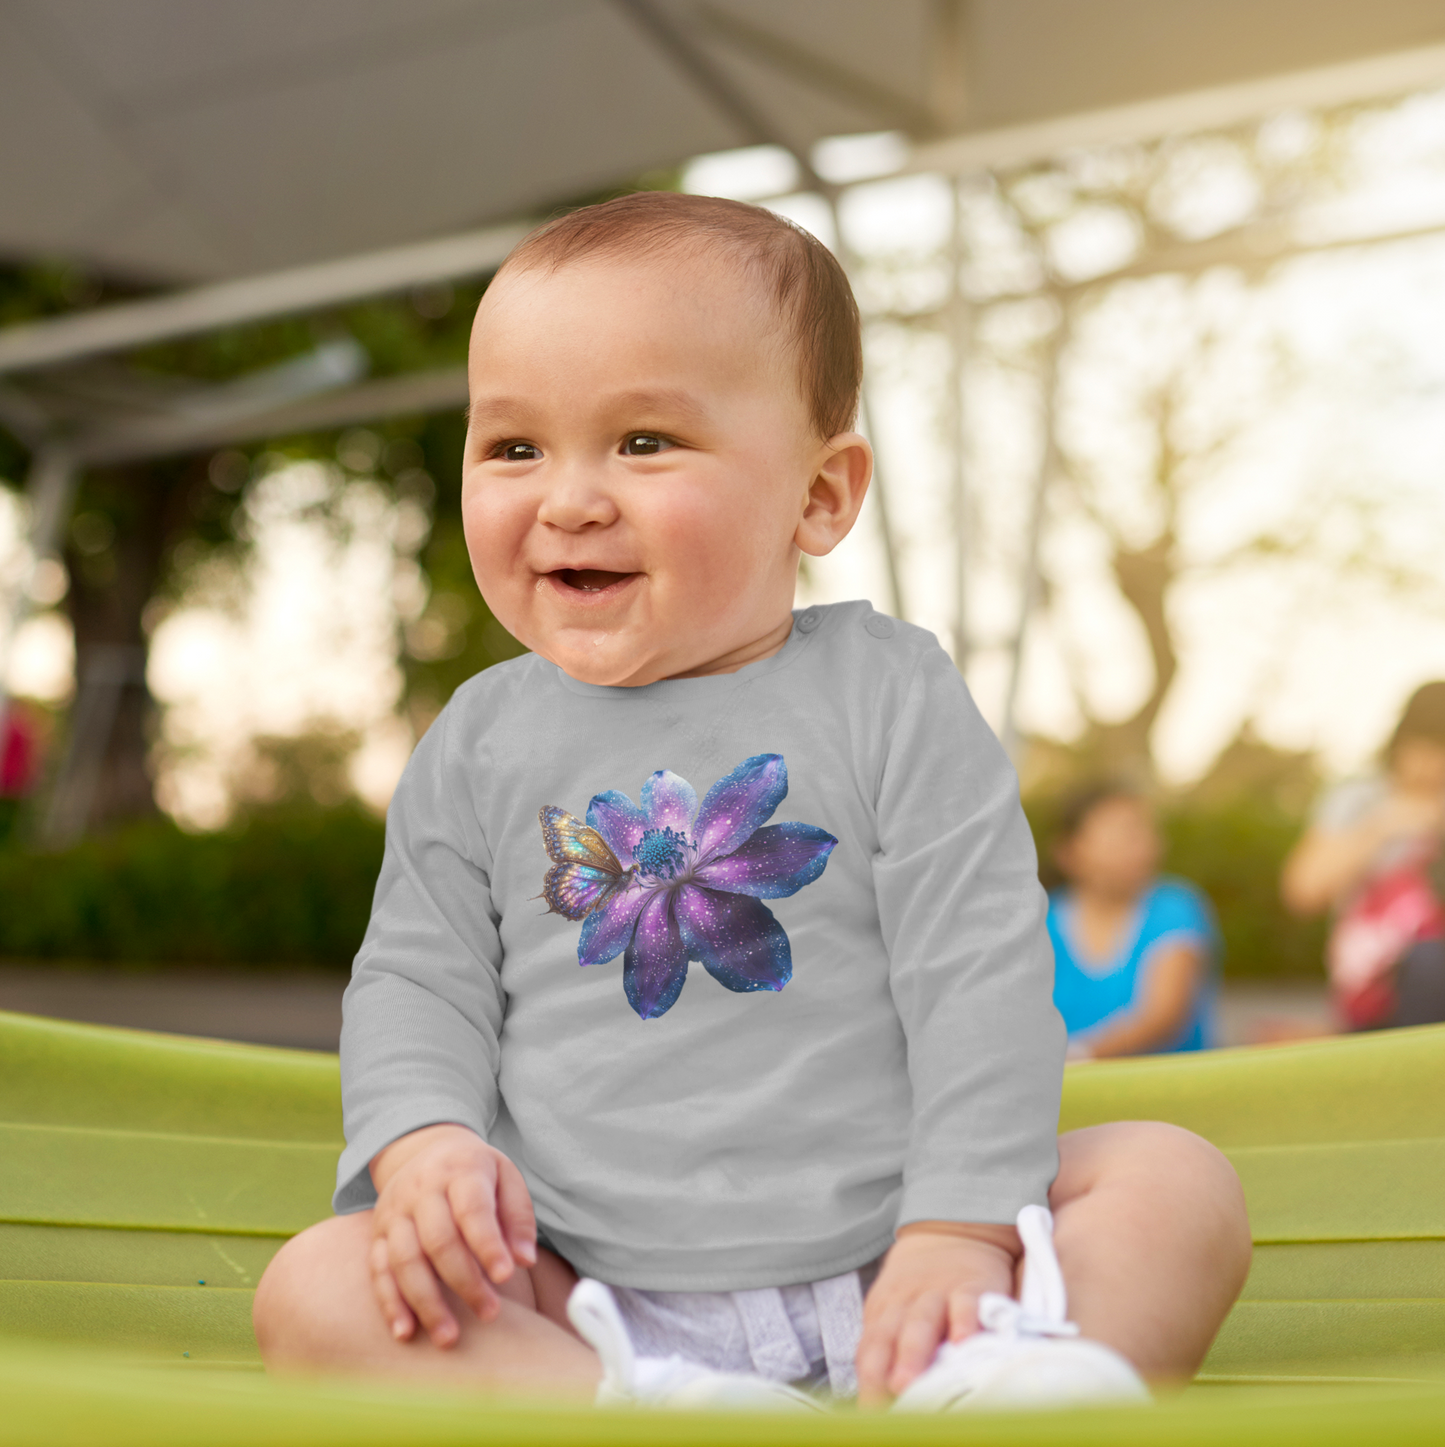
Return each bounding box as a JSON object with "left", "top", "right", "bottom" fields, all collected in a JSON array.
[
  {"left": 539, "top": 806, "right": 623, "bottom": 872},
  {"left": 543, "top": 861, "right": 626, "bottom": 920},
  {"left": 538, "top": 806, "right": 628, "bottom": 920}
]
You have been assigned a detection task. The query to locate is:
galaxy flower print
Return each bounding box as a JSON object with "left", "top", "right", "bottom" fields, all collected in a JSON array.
[{"left": 539, "top": 754, "right": 837, "bottom": 1020}]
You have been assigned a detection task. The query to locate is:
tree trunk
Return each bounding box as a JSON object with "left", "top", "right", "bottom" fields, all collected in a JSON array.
[
  {"left": 57, "top": 460, "right": 192, "bottom": 833},
  {"left": 1078, "top": 532, "right": 1178, "bottom": 778}
]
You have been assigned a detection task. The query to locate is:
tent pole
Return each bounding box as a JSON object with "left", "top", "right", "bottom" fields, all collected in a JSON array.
[
  {"left": 947, "top": 176, "right": 970, "bottom": 667},
  {"left": 854, "top": 383, "right": 904, "bottom": 618},
  {"left": 0, "top": 224, "right": 522, "bottom": 380},
  {"left": 1000, "top": 312, "right": 1066, "bottom": 760}
]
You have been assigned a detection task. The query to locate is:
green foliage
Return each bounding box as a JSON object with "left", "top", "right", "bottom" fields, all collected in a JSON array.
[
  {"left": 1025, "top": 795, "right": 1328, "bottom": 979},
  {"left": 0, "top": 261, "right": 145, "bottom": 485},
  {"left": 5, "top": 793, "right": 1326, "bottom": 977},
  {"left": 0, "top": 805, "right": 384, "bottom": 968},
  {"left": 1159, "top": 801, "right": 1328, "bottom": 979}
]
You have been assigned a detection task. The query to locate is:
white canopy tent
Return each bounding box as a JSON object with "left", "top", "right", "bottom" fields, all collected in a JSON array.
[
  {"left": 5, "top": 0, "right": 1445, "bottom": 282},
  {"left": 4, "top": 0, "right": 1445, "bottom": 831}
]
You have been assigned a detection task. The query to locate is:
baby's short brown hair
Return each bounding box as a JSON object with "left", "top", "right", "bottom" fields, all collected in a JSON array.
[{"left": 498, "top": 191, "right": 862, "bottom": 440}]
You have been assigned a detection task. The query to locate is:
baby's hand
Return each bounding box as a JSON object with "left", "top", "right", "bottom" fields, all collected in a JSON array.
[
  {"left": 855, "top": 1222, "right": 1019, "bottom": 1406},
  {"left": 368, "top": 1123, "right": 537, "bottom": 1348}
]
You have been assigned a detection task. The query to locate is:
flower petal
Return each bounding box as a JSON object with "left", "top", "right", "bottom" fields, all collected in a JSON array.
[
  {"left": 641, "top": 769, "right": 698, "bottom": 835},
  {"left": 577, "top": 882, "right": 649, "bottom": 965},
  {"left": 691, "top": 754, "right": 787, "bottom": 862},
  {"left": 693, "top": 823, "right": 837, "bottom": 898},
  {"left": 676, "top": 886, "right": 792, "bottom": 995},
  {"left": 623, "top": 889, "right": 690, "bottom": 1019},
  {"left": 586, "top": 790, "right": 647, "bottom": 867}
]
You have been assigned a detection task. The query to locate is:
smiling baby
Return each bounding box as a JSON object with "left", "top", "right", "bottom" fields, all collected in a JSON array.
[{"left": 253, "top": 192, "right": 1250, "bottom": 1410}]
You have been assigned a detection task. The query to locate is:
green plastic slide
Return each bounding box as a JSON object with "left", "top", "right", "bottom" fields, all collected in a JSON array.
[{"left": 2, "top": 1007, "right": 1445, "bottom": 1444}]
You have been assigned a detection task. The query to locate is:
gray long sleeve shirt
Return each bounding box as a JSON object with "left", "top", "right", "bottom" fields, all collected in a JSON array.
[{"left": 336, "top": 600, "right": 1064, "bottom": 1291}]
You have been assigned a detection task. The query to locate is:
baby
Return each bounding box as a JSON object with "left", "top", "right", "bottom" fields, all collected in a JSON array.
[{"left": 254, "top": 192, "right": 1250, "bottom": 1409}]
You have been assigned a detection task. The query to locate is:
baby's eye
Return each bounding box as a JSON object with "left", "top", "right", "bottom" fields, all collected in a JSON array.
[
  {"left": 496, "top": 441, "right": 540, "bottom": 462},
  {"left": 621, "top": 434, "right": 674, "bottom": 456}
]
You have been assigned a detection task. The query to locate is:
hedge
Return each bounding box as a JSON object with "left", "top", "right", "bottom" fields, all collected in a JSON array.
[
  {"left": 0, "top": 805, "right": 383, "bottom": 968},
  {"left": 0, "top": 797, "right": 1325, "bottom": 978}
]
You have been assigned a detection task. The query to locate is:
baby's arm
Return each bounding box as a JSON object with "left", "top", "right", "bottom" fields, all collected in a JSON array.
[
  {"left": 368, "top": 1124, "right": 538, "bottom": 1347},
  {"left": 867, "top": 643, "right": 1065, "bottom": 1398},
  {"left": 334, "top": 703, "right": 523, "bottom": 1345},
  {"left": 856, "top": 1222, "right": 1019, "bottom": 1405}
]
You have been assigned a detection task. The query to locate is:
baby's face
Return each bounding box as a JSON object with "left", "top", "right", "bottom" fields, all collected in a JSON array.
[{"left": 461, "top": 251, "right": 867, "bottom": 686}]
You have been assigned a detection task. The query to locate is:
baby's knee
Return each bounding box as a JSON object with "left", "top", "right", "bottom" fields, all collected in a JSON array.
[
  {"left": 253, "top": 1212, "right": 372, "bottom": 1365},
  {"left": 1063, "top": 1121, "right": 1252, "bottom": 1263}
]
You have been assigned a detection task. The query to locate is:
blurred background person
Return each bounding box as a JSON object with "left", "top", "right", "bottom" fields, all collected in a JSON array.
[
  {"left": 1047, "top": 783, "right": 1220, "bottom": 1058},
  {"left": 0, "top": 700, "right": 45, "bottom": 844},
  {"left": 1282, "top": 682, "right": 1445, "bottom": 1031}
]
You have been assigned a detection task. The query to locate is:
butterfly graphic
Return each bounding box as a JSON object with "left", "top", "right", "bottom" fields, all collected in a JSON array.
[{"left": 538, "top": 806, "right": 636, "bottom": 920}]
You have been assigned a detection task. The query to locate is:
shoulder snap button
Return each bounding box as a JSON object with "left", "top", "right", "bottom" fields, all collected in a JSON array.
[
  {"left": 864, "top": 613, "right": 895, "bottom": 639},
  {"left": 796, "top": 611, "right": 821, "bottom": 634}
]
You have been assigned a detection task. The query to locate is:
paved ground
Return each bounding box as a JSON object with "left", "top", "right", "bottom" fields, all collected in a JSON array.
[
  {"left": 0, "top": 964, "right": 1337, "bottom": 1052},
  {"left": 0, "top": 965, "right": 346, "bottom": 1051},
  {"left": 1213, "top": 980, "right": 1335, "bottom": 1046}
]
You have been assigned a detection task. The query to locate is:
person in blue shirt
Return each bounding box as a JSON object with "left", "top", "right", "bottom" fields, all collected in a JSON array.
[{"left": 1046, "top": 783, "right": 1218, "bottom": 1057}]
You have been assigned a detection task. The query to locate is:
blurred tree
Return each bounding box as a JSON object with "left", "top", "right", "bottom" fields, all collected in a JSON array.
[
  {"left": 0, "top": 171, "right": 680, "bottom": 835},
  {"left": 0, "top": 267, "right": 520, "bottom": 833},
  {"left": 950, "top": 100, "right": 1445, "bottom": 782}
]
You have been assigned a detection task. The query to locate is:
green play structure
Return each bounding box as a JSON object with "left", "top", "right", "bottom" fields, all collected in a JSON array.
[{"left": 3, "top": 1007, "right": 1445, "bottom": 1445}]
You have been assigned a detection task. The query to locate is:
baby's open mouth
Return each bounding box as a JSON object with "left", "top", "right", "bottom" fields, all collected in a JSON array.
[{"left": 552, "top": 569, "right": 637, "bottom": 593}]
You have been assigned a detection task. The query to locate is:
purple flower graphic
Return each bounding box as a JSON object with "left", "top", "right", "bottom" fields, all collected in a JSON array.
[{"left": 539, "top": 755, "right": 836, "bottom": 1019}]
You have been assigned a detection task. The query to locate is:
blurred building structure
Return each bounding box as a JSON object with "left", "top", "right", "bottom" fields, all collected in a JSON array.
[{"left": 3, "top": 0, "right": 1445, "bottom": 835}]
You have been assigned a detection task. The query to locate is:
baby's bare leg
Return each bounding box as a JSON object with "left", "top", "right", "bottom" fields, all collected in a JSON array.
[
  {"left": 1048, "top": 1122, "right": 1251, "bottom": 1384},
  {"left": 253, "top": 1211, "right": 602, "bottom": 1395}
]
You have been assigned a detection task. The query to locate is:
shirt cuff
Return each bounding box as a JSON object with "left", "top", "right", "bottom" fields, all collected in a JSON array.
[
  {"left": 333, "top": 1098, "right": 490, "bottom": 1214},
  {"left": 896, "top": 1170, "right": 1055, "bottom": 1231}
]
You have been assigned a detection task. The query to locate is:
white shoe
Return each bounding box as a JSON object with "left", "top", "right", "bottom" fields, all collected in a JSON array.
[
  {"left": 567, "top": 1277, "right": 824, "bottom": 1411},
  {"left": 892, "top": 1205, "right": 1149, "bottom": 1413}
]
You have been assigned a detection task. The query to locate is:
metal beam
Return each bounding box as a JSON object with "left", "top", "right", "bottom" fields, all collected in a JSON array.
[
  {"left": 695, "top": 4, "right": 938, "bottom": 137},
  {"left": 0, "top": 221, "right": 524, "bottom": 379},
  {"left": 908, "top": 40, "right": 1445, "bottom": 179},
  {"left": 864, "top": 211, "right": 1445, "bottom": 332},
  {"left": 71, "top": 365, "right": 469, "bottom": 466},
  {"left": 610, "top": 0, "right": 833, "bottom": 195}
]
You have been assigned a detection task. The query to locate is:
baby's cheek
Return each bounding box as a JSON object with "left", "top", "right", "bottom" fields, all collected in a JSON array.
[
  {"left": 461, "top": 493, "right": 530, "bottom": 617},
  {"left": 654, "top": 498, "right": 754, "bottom": 580}
]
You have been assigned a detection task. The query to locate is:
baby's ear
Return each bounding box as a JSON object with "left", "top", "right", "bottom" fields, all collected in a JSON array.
[{"left": 797, "top": 433, "right": 872, "bottom": 557}]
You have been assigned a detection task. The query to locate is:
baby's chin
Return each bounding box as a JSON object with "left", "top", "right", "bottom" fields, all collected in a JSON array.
[{"left": 531, "top": 633, "right": 675, "bottom": 689}]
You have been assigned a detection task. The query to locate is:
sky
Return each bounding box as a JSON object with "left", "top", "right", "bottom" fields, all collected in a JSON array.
[{"left": 5, "top": 89, "right": 1445, "bottom": 823}]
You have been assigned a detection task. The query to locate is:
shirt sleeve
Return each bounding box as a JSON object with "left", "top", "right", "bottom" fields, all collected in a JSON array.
[
  {"left": 1311, "top": 777, "right": 1386, "bottom": 833},
  {"left": 333, "top": 702, "right": 507, "bottom": 1213},
  {"left": 1142, "top": 881, "right": 1218, "bottom": 960},
  {"left": 872, "top": 643, "right": 1065, "bottom": 1229}
]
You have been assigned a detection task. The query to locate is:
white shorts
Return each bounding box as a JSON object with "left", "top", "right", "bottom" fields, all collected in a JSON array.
[{"left": 608, "top": 1262, "right": 880, "bottom": 1399}]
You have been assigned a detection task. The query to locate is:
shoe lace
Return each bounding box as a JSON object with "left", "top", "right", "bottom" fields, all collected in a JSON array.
[{"left": 976, "top": 1292, "right": 1080, "bottom": 1340}]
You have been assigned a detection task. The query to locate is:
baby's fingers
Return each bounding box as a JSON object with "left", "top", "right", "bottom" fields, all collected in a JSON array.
[
  {"left": 495, "top": 1156, "right": 537, "bottom": 1267},
  {"left": 369, "top": 1234, "right": 416, "bottom": 1342},
  {"left": 370, "top": 1234, "right": 416, "bottom": 1342},
  {"left": 386, "top": 1217, "right": 460, "bottom": 1348},
  {"left": 416, "top": 1193, "right": 498, "bottom": 1324},
  {"left": 855, "top": 1304, "right": 903, "bottom": 1407},
  {"left": 887, "top": 1293, "right": 948, "bottom": 1395},
  {"left": 450, "top": 1174, "right": 517, "bottom": 1285},
  {"left": 947, "top": 1288, "right": 982, "bottom": 1343}
]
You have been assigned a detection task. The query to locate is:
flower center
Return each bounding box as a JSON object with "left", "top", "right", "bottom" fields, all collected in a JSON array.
[{"left": 635, "top": 826, "right": 690, "bottom": 881}]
